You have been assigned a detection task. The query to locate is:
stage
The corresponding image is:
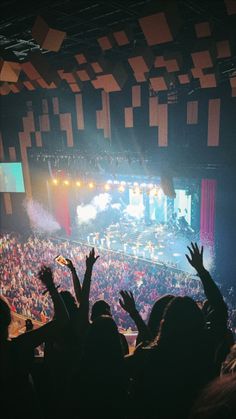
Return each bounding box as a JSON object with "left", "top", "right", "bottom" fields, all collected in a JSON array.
[
  {"left": 46, "top": 175, "right": 215, "bottom": 273},
  {"left": 84, "top": 219, "right": 196, "bottom": 272}
]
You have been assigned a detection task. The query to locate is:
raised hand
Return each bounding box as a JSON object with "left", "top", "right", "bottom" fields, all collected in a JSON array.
[
  {"left": 86, "top": 248, "right": 99, "bottom": 269},
  {"left": 66, "top": 258, "right": 82, "bottom": 304},
  {"left": 119, "top": 290, "right": 137, "bottom": 314},
  {"left": 65, "top": 258, "right": 74, "bottom": 270},
  {"left": 38, "top": 266, "right": 55, "bottom": 292},
  {"left": 185, "top": 242, "right": 204, "bottom": 271}
]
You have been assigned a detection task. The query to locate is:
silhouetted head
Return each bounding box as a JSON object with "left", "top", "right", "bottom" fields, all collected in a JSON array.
[
  {"left": 60, "top": 291, "right": 78, "bottom": 316},
  {"left": 158, "top": 296, "right": 204, "bottom": 342},
  {"left": 190, "top": 374, "right": 236, "bottom": 419},
  {"left": 91, "top": 300, "right": 111, "bottom": 322},
  {"left": 84, "top": 315, "right": 124, "bottom": 374},
  {"left": 0, "top": 297, "right": 11, "bottom": 340},
  {"left": 87, "top": 316, "right": 121, "bottom": 353},
  {"left": 148, "top": 294, "right": 175, "bottom": 339},
  {"left": 91, "top": 315, "right": 118, "bottom": 338}
]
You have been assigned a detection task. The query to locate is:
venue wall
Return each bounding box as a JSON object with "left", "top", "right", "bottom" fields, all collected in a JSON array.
[{"left": 0, "top": 82, "right": 236, "bottom": 283}]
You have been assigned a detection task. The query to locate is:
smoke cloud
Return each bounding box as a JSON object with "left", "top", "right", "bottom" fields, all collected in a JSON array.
[
  {"left": 123, "top": 203, "right": 145, "bottom": 219},
  {"left": 76, "top": 193, "right": 112, "bottom": 224},
  {"left": 24, "top": 199, "right": 60, "bottom": 233}
]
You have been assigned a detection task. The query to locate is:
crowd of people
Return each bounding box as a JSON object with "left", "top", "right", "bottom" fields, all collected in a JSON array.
[
  {"left": 1, "top": 231, "right": 236, "bottom": 419},
  {"left": 0, "top": 232, "right": 208, "bottom": 329}
]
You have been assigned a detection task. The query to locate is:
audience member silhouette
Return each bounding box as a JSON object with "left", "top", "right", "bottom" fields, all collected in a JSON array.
[
  {"left": 125, "top": 295, "right": 215, "bottom": 419},
  {"left": 71, "top": 315, "right": 128, "bottom": 419},
  {"left": 43, "top": 249, "right": 99, "bottom": 419},
  {"left": 91, "top": 299, "right": 129, "bottom": 355},
  {"left": 0, "top": 266, "right": 68, "bottom": 419},
  {"left": 123, "top": 243, "right": 229, "bottom": 419},
  {"left": 0, "top": 240, "right": 233, "bottom": 419}
]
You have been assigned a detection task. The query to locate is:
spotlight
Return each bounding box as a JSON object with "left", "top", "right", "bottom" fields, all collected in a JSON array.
[
  {"left": 52, "top": 178, "right": 58, "bottom": 185},
  {"left": 104, "top": 184, "right": 111, "bottom": 191},
  {"left": 64, "top": 180, "right": 69, "bottom": 186},
  {"left": 118, "top": 185, "right": 125, "bottom": 192},
  {"left": 133, "top": 182, "right": 139, "bottom": 186},
  {"left": 88, "top": 182, "right": 94, "bottom": 189},
  {"left": 76, "top": 181, "right": 81, "bottom": 187}
]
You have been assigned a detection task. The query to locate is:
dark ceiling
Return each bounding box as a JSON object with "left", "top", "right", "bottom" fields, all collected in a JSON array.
[
  {"left": 0, "top": 0, "right": 235, "bottom": 99},
  {"left": 0, "top": 0, "right": 232, "bottom": 68}
]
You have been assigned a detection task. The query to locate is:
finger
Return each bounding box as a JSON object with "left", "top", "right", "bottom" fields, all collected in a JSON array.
[
  {"left": 200, "top": 246, "right": 203, "bottom": 256},
  {"left": 185, "top": 254, "right": 192, "bottom": 264},
  {"left": 195, "top": 243, "right": 200, "bottom": 253},
  {"left": 187, "top": 246, "right": 193, "bottom": 256},
  {"left": 191, "top": 242, "right": 196, "bottom": 251}
]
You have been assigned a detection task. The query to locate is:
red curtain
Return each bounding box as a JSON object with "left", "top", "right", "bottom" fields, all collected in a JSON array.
[
  {"left": 200, "top": 179, "right": 216, "bottom": 247},
  {"left": 50, "top": 169, "right": 71, "bottom": 237},
  {"left": 52, "top": 187, "right": 71, "bottom": 236}
]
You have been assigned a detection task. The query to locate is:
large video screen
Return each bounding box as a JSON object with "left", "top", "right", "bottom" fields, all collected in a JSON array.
[{"left": 0, "top": 163, "right": 25, "bottom": 193}]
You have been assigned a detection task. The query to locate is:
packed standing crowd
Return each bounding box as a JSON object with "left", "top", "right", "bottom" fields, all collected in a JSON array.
[
  {"left": 1, "top": 230, "right": 236, "bottom": 419},
  {"left": 0, "top": 232, "right": 207, "bottom": 329}
]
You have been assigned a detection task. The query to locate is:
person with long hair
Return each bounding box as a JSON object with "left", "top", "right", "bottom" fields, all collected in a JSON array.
[
  {"left": 127, "top": 296, "right": 214, "bottom": 419},
  {"left": 0, "top": 266, "right": 68, "bottom": 419},
  {"left": 189, "top": 373, "right": 236, "bottom": 419},
  {"left": 70, "top": 315, "right": 128, "bottom": 419},
  {"left": 124, "top": 243, "right": 229, "bottom": 419}
]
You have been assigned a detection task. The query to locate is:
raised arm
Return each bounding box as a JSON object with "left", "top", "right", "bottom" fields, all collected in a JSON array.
[
  {"left": 80, "top": 248, "right": 99, "bottom": 324},
  {"left": 66, "top": 258, "right": 82, "bottom": 304},
  {"left": 16, "top": 266, "right": 69, "bottom": 349},
  {"left": 186, "top": 242, "right": 227, "bottom": 318},
  {"left": 119, "top": 290, "right": 151, "bottom": 343}
]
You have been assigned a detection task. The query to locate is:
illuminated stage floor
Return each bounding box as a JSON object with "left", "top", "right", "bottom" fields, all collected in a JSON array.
[{"left": 75, "top": 219, "right": 197, "bottom": 273}]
